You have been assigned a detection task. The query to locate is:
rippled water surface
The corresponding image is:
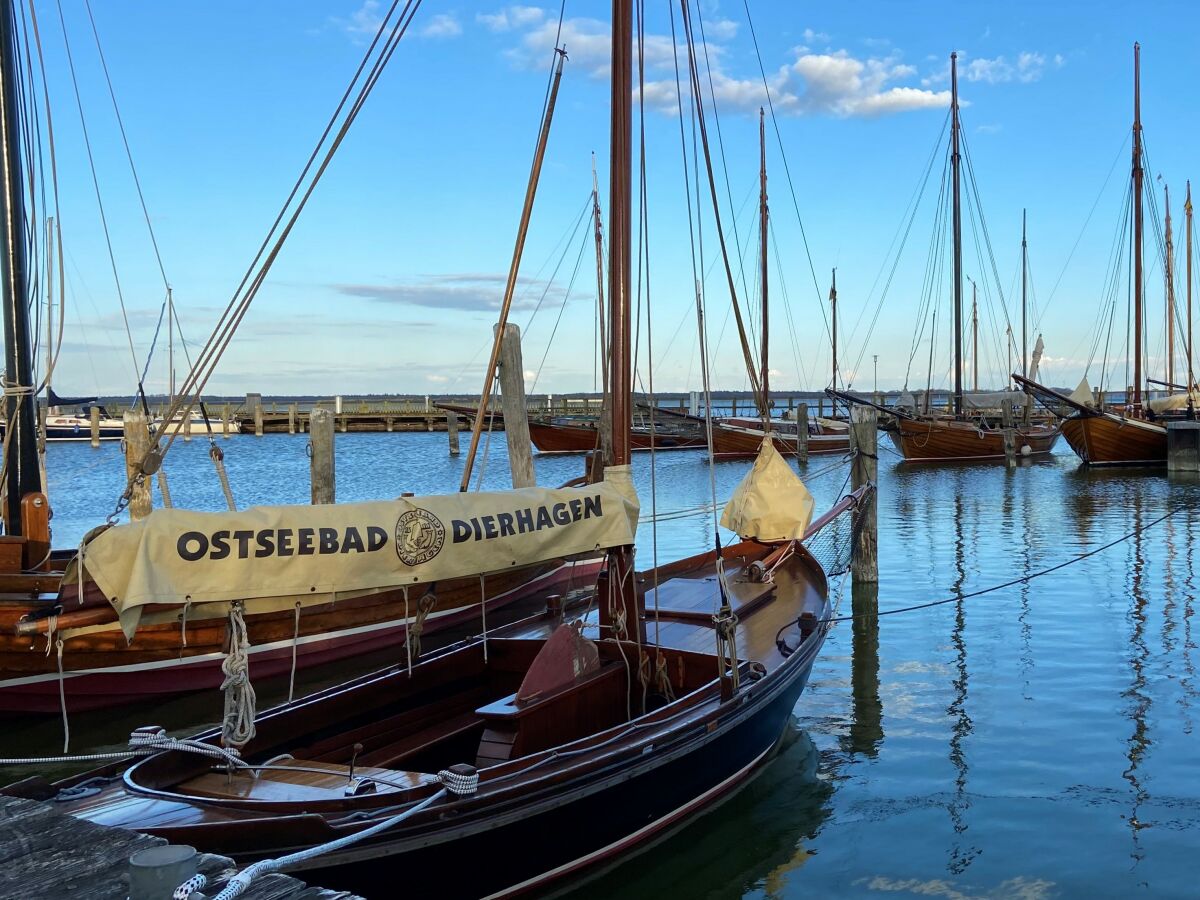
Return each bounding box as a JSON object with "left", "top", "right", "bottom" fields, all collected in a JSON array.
[{"left": 30, "top": 433, "right": 1200, "bottom": 898}]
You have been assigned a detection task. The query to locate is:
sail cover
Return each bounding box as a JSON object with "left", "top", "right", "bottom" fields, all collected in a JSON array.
[
  {"left": 720, "top": 439, "right": 814, "bottom": 541},
  {"left": 83, "top": 469, "right": 639, "bottom": 639},
  {"left": 1147, "top": 391, "right": 1200, "bottom": 414}
]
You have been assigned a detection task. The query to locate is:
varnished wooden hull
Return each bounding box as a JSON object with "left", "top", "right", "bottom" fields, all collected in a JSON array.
[
  {"left": 0, "top": 558, "right": 600, "bottom": 714},
  {"left": 528, "top": 420, "right": 706, "bottom": 453},
  {"left": 888, "top": 417, "right": 1060, "bottom": 462},
  {"left": 1059, "top": 412, "right": 1167, "bottom": 465},
  {"left": 49, "top": 532, "right": 840, "bottom": 898},
  {"left": 711, "top": 423, "right": 850, "bottom": 459}
]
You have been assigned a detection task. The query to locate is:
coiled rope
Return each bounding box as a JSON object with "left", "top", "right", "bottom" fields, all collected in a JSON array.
[{"left": 220, "top": 602, "right": 256, "bottom": 749}]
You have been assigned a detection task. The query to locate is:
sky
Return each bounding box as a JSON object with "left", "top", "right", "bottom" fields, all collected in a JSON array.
[{"left": 27, "top": 0, "right": 1200, "bottom": 399}]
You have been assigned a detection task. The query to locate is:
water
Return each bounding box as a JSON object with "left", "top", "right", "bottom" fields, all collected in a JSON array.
[{"left": 28, "top": 433, "right": 1200, "bottom": 898}]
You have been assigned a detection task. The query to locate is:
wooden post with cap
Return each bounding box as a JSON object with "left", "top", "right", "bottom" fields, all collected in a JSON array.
[{"left": 849, "top": 404, "right": 878, "bottom": 583}]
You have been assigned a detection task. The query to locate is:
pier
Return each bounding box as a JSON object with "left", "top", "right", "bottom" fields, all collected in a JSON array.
[{"left": 0, "top": 794, "right": 359, "bottom": 899}]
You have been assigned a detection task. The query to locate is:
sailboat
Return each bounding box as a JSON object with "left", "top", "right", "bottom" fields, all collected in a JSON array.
[
  {"left": 1016, "top": 44, "right": 1168, "bottom": 466},
  {"left": 836, "top": 53, "right": 1059, "bottom": 462},
  {"left": 0, "top": 2, "right": 597, "bottom": 715},
  {"left": 14, "top": 3, "right": 870, "bottom": 896},
  {"left": 710, "top": 110, "right": 850, "bottom": 460}
]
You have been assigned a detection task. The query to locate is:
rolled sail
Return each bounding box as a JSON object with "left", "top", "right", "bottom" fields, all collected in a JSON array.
[{"left": 82, "top": 467, "right": 638, "bottom": 639}]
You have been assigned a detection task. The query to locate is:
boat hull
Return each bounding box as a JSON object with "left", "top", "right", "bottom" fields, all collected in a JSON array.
[
  {"left": 0, "top": 558, "right": 599, "bottom": 714},
  {"left": 711, "top": 423, "right": 850, "bottom": 459},
  {"left": 284, "top": 658, "right": 816, "bottom": 898},
  {"left": 1059, "top": 412, "right": 1167, "bottom": 465},
  {"left": 887, "top": 417, "right": 1060, "bottom": 462},
  {"left": 528, "top": 420, "right": 706, "bottom": 453}
]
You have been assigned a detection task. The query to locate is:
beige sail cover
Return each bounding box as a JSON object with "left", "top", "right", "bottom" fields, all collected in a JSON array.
[
  {"left": 719, "top": 439, "right": 814, "bottom": 542},
  {"left": 1068, "top": 376, "right": 1093, "bottom": 406},
  {"left": 83, "top": 469, "right": 638, "bottom": 639},
  {"left": 1147, "top": 391, "right": 1200, "bottom": 413}
]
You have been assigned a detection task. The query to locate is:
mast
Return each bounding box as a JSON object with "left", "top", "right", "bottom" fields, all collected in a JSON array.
[
  {"left": 758, "top": 107, "right": 769, "bottom": 420},
  {"left": 167, "top": 285, "right": 175, "bottom": 408},
  {"left": 971, "top": 279, "right": 978, "bottom": 392},
  {"left": 1021, "top": 209, "right": 1027, "bottom": 379},
  {"left": 830, "top": 269, "right": 838, "bottom": 391},
  {"left": 1165, "top": 184, "right": 1175, "bottom": 388},
  {"left": 591, "top": 153, "right": 611, "bottom": 464},
  {"left": 951, "top": 52, "right": 964, "bottom": 417},
  {"left": 1132, "top": 42, "right": 1144, "bottom": 410},
  {"left": 44, "top": 216, "right": 53, "bottom": 405},
  {"left": 0, "top": 0, "right": 40, "bottom": 535},
  {"left": 600, "top": 0, "right": 640, "bottom": 643},
  {"left": 608, "top": 0, "right": 631, "bottom": 467},
  {"left": 1187, "top": 180, "right": 1194, "bottom": 390}
]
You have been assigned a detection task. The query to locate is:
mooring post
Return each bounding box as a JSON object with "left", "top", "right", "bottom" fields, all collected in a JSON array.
[
  {"left": 496, "top": 323, "right": 535, "bottom": 488},
  {"left": 288, "top": 402, "right": 297, "bottom": 435},
  {"left": 447, "top": 409, "right": 461, "bottom": 456},
  {"left": 89, "top": 405, "right": 100, "bottom": 448},
  {"left": 122, "top": 410, "right": 153, "bottom": 521},
  {"left": 221, "top": 403, "right": 231, "bottom": 438},
  {"left": 309, "top": 407, "right": 335, "bottom": 504},
  {"left": 182, "top": 411, "right": 192, "bottom": 442},
  {"left": 848, "top": 580, "right": 884, "bottom": 755},
  {"left": 795, "top": 402, "right": 809, "bottom": 462},
  {"left": 849, "top": 404, "right": 878, "bottom": 584}
]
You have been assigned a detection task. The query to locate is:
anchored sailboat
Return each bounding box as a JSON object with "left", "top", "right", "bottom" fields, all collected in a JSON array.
[
  {"left": 839, "top": 52, "right": 1059, "bottom": 462},
  {"left": 1017, "top": 44, "right": 1170, "bottom": 466},
  {"left": 17, "top": 3, "right": 871, "bottom": 896}
]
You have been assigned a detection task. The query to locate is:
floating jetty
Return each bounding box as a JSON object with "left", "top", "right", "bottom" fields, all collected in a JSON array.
[{"left": 0, "top": 794, "right": 359, "bottom": 899}]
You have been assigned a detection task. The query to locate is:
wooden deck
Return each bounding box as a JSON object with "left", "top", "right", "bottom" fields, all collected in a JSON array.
[{"left": 0, "top": 795, "right": 360, "bottom": 899}]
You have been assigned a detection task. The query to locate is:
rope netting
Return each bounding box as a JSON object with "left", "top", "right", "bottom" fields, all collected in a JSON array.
[{"left": 802, "top": 488, "right": 868, "bottom": 577}]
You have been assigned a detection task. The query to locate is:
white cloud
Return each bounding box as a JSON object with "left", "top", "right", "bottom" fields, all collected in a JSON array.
[
  {"left": 332, "top": 0, "right": 382, "bottom": 40},
  {"left": 965, "top": 51, "right": 1051, "bottom": 84},
  {"left": 803, "top": 28, "right": 831, "bottom": 45},
  {"left": 477, "top": 6, "right": 544, "bottom": 32},
  {"left": 421, "top": 13, "right": 462, "bottom": 39}
]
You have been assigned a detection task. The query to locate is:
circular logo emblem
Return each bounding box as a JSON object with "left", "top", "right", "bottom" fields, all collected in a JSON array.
[{"left": 395, "top": 508, "right": 446, "bottom": 566}]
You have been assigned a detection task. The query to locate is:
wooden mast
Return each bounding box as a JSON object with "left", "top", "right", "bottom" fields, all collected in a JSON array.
[
  {"left": 758, "top": 107, "right": 769, "bottom": 421},
  {"left": 1165, "top": 184, "right": 1175, "bottom": 388},
  {"left": 950, "top": 52, "right": 964, "bottom": 417},
  {"left": 1188, "top": 180, "right": 1194, "bottom": 390},
  {"left": 599, "top": 0, "right": 640, "bottom": 643},
  {"left": 1021, "top": 209, "right": 1027, "bottom": 379},
  {"left": 1132, "top": 42, "right": 1144, "bottom": 410},
  {"left": 591, "top": 152, "right": 612, "bottom": 466},
  {"left": 830, "top": 269, "right": 838, "bottom": 391},
  {"left": 971, "top": 279, "right": 978, "bottom": 392},
  {"left": 0, "top": 0, "right": 40, "bottom": 535}
]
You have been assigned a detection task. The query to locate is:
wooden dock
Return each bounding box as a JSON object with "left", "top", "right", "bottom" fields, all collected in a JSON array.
[{"left": 0, "top": 794, "right": 360, "bottom": 899}]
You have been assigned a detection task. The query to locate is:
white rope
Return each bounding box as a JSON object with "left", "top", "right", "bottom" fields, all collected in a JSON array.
[
  {"left": 157, "top": 468, "right": 173, "bottom": 508},
  {"left": 55, "top": 638, "right": 68, "bottom": 753},
  {"left": 0, "top": 727, "right": 247, "bottom": 767},
  {"left": 287, "top": 601, "right": 301, "bottom": 704},
  {"left": 220, "top": 601, "right": 256, "bottom": 749},
  {"left": 202, "top": 767, "right": 477, "bottom": 900}
]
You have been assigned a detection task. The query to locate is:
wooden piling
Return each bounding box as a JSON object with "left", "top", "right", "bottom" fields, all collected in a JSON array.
[
  {"left": 122, "top": 411, "right": 153, "bottom": 521},
  {"left": 288, "top": 403, "right": 297, "bottom": 435},
  {"left": 182, "top": 412, "right": 192, "bottom": 442},
  {"left": 221, "top": 403, "right": 232, "bottom": 438},
  {"left": 496, "top": 323, "right": 535, "bottom": 488},
  {"left": 89, "top": 406, "right": 100, "bottom": 448},
  {"left": 849, "top": 404, "right": 878, "bottom": 584},
  {"left": 447, "top": 410, "right": 460, "bottom": 456},
  {"left": 795, "top": 402, "right": 809, "bottom": 462},
  {"left": 309, "top": 408, "right": 335, "bottom": 504}
]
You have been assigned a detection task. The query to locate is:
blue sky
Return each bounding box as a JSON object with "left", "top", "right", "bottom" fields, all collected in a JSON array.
[{"left": 35, "top": 1, "right": 1200, "bottom": 398}]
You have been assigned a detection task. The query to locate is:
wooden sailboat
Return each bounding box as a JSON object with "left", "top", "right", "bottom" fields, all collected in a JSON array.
[
  {"left": 0, "top": 4, "right": 597, "bottom": 715},
  {"left": 870, "top": 53, "right": 1059, "bottom": 462},
  {"left": 710, "top": 110, "right": 850, "bottom": 460},
  {"left": 1016, "top": 44, "right": 1168, "bottom": 466},
  {"left": 14, "top": 5, "right": 871, "bottom": 896}
]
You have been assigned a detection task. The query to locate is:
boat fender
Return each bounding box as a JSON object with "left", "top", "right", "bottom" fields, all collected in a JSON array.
[{"left": 1020, "top": 444, "right": 1032, "bottom": 456}]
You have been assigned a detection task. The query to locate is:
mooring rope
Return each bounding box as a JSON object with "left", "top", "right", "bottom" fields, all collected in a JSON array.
[{"left": 220, "top": 601, "right": 256, "bottom": 749}]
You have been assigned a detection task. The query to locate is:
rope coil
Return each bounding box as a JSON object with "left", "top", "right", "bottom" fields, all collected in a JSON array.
[{"left": 220, "top": 602, "right": 256, "bottom": 749}]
